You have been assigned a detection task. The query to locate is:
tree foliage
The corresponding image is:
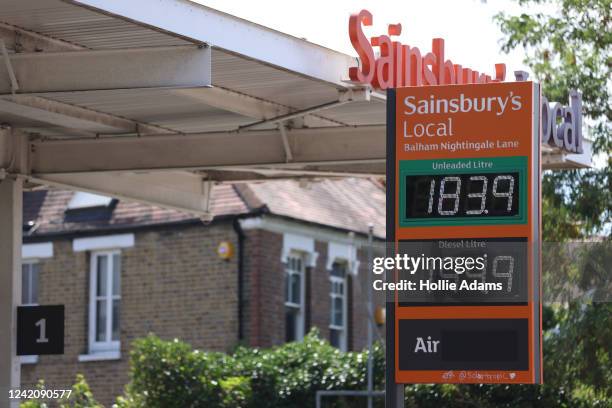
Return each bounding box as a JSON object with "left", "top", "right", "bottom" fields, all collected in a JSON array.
[{"left": 496, "top": 0, "right": 611, "bottom": 236}]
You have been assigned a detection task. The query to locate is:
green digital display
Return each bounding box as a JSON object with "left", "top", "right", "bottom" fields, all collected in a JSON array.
[{"left": 399, "top": 157, "right": 527, "bottom": 227}]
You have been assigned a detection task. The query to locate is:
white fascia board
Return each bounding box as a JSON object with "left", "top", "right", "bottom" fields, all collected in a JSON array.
[
  {"left": 68, "top": 0, "right": 355, "bottom": 88},
  {"left": 73, "top": 234, "right": 134, "bottom": 252},
  {"left": 22, "top": 242, "right": 53, "bottom": 259},
  {"left": 240, "top": 216, "right": 383, "bottom": 249}
]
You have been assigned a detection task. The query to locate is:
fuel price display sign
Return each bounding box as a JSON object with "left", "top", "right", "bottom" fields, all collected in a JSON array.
[{"left": 386, "top": 82, "right": 542, "bottom": 384}]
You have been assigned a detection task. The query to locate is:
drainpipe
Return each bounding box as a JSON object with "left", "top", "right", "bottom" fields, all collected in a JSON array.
[{"left": 233, "top": 218, "right": 246, "bottom": 342}]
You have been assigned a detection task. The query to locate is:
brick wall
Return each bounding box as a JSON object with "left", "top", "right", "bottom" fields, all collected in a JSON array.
[
  {"left": 242, "top": 227, "right": 382, "bottom": 352},
  {"left": 21, "top": 221, "right": 239, "bottom": 407},
  {"left": 242, "top": 229, "right": 285, "bottom": 347},
  {"left": 20, "top": 219, "right": 384, "bottom": 406}
]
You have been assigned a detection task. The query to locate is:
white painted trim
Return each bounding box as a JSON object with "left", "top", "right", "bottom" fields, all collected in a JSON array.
[
  {"left": 20, "top": 355, "right": 38, "bottom": 364},
  {"left": 78, "top": 351, "right": 121, "bottom": 362},
  {"left": 88, "top": 250, "right": 121, "bottom": 356},
  {"left": 329, "top": 273, "right": 348, "bottom": 352},
  {"left": 73, "top": 234, "right": 134, "bottom": 252},
  {"left": 327, "top": 242, "right": 360, "bottom": 276},
  {"left": 284, "top": 255, "right": 306, "bottom": 341},
  {"left": 240, "top": 216, "right": 384, "bottom": 249},
  {"left": 281, "top": 233, "right": 318, "bottom": 267},
  {"left": 22, "top": 242, "right": 53, "bottom": 259}
]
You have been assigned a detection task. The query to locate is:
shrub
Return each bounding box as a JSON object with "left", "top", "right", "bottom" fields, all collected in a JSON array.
[
  {"left": 20, "top": 375, "right": 102, "bottom": 408},
  {"left": 115, "top": 330, "right": 384, "bottom": 408}
]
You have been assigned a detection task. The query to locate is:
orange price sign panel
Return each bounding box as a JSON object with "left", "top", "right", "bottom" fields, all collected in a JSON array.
[{"left": 386, "top": 82, "right": 542, "bottom": 384}]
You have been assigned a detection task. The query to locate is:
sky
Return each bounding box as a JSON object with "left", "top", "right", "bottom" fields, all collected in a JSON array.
[{"left": 194, "top": 0, "right": 543, "bottom": 80}]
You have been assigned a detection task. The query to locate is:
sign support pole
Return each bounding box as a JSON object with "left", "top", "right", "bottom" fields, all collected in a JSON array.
[
  {"left": 385, "top": 89, "right": 404, "bottom": 408},
  {"left": 0, "top": 173, "right": 23, "bottom": 408}
]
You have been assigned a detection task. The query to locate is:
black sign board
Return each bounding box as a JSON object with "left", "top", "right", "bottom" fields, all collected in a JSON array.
[
  {"left": 17, "top": 305, "right": 64, "bottom": 355},
  {"left": 398, "top": 318, "right": 529, "bottom": 371}
]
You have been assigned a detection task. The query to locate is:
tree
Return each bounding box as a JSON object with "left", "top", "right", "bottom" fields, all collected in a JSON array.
[
  {"left": 495, "top": 0, "right": 611, "bottom": 238},
  {"left": 495, "top": 3, "right": 611, "bottom": 404}
]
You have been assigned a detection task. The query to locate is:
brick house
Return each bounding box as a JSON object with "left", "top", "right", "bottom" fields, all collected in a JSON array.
[{"left": 19, "top": 178, "right": 386, "bottom": 405}]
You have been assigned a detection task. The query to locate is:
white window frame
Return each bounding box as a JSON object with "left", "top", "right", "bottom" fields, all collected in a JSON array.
[
  {"left": 284, "top": 252, "right": 306, "bottom": 342},
  {"left": 329, "top": 261, "right": 348, "bottom": 351},
  {"left": 20, "top": 259, "right": 42, "bottom": 364},
  {"left": 86, "top": 250, "right": 121, "bottom": 357}
]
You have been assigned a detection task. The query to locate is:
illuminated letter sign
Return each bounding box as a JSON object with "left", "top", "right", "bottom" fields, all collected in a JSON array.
[
  {"left": 387, "top": 82, "right": 543, "bottom": 384},
  {"left": 348, "top": 10, "right": 507, "bottom": 89}
]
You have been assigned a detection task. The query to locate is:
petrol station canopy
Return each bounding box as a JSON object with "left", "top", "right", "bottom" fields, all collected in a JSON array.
[{"left": 0, "top": 0, "right": 592, "bottom": 218}]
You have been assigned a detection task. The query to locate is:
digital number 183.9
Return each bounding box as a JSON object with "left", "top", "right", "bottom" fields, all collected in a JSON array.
[{"left": 405, "top": 173, "right": 519, "bottom": 218}]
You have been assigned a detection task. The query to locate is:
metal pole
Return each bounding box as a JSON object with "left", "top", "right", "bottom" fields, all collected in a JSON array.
[
  {"left": 0, "top": 175, "right": 23, "bottom": 408},
  {"left": 366, "top": 223, "right": 374, "bottom": 408}
]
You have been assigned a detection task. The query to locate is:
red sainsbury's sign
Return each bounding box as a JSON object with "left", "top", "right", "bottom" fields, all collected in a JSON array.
[{"left": 348, "top": 10, "right": 507, "bottom": 90}]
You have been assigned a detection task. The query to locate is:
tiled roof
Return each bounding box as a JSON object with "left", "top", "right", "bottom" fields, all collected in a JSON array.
[
  {"left": 242, "top": 178, "right": 386, "bottom": 238},
  {"left": 23, "top": 178, "right": 385, "bottom": 238},
  {"left": 23, "top": 184, "right": 247, "bottom": 237}
]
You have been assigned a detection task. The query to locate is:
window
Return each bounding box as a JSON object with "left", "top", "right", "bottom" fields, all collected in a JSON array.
[
  {"left": 67, "top": 192, "right": 113, "bottom": 210},
  {"left": 22, "top": 261, "right": 40, "bottom": 306},
  {"left": 285, "top": 255, "right": 305, "bottom": 342},
  {"left": 88, "top": 251, "right": 121, "bottom": 355},
  {"left": 21, "top": 261, "right": 41, "bottom": 364},
  {"left": 329, "top": 261, "right": 348, "bottom": 351}
]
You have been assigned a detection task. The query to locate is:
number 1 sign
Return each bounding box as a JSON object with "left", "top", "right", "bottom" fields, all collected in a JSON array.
[
  {"left": 386, "top": 82, "right": 542, "bottom": 385},
  {"left": 17, "top": 305, "right": 64, "bottom": 355}
]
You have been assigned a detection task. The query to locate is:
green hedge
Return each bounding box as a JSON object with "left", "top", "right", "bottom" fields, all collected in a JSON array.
[{"left": 114, "top": 329, "right": 385, "bottom": 408}]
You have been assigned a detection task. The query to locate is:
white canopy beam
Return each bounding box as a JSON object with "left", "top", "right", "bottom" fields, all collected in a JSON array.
[
  {"left": 0, "top": 45, "right": 211, "bottom": 94},
  {"left": 238, "top": 88, "right": 370, "bottom": 130},
  {"left": 28, "top": 123, "right": 588, "bottom": 176},
  {"left": 29, "top": 126, "right": 387, "bottom": 174},
  {"left": 172, "top": 87, "right": 341, "bottom": 128},
  {"left": 0, "top": 22, "right": 85, "bottom": 52},
  {"left": 68, "top": 0, "right": 355, "bottom": 88},
  {"left": 173, "top": 87, "right": 286, "bottom": 121},
  {"left": 31, "top": 171, "right": 215, "bottom": 218},
  {"left": 0, "top": 96, "right": 177, "bottom": 135}
]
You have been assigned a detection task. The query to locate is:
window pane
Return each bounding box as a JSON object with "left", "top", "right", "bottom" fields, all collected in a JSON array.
[
  {"left": 96, "top": 300, "right": 107, "bottom": 341},
  {"left": 290, "top": 273, "right": 301, "bottom": 304},
  {"left": 330, "top": 298, "right": 337, "bottom": 324},
  {"left": 30, "top": 264, "right": 40, "bottom": 304},
  {"left": 331, "top": 262, "right": 346, "bottom": 278},
  {"left": 22, "top": 264, "right": 30, "bottom": 304},
  {"left": 284, "top": 272, "right": 290, "bottom": 302},
  {"left": 112, "top": 299, "right": 120, "bottom": 341},
  {"left": 285, "top": 308, "right": 297, "bottom": 342},
  {"left": 333, "top": 297, "right": 344, "bottom": 326},
  {"left": 330, "top": 328, "right": 340, "bottom": 348},
  {"left": 112, "top": 254, "right": 121, "bottom": 296},
  {"left": 96, "top": 256, "right": 108, "bottom": 297}
]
